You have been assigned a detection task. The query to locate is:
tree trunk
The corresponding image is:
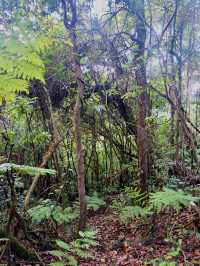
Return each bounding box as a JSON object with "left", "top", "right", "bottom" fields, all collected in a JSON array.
[
  {"left": 133, "top": 0, "right": 151, "bottom": 191},
  {"left": 61, "top": 0, "right": 87, "bottom": 230},
  {"left": 72, "top": 49, "right": 87, "bottom": 229}
]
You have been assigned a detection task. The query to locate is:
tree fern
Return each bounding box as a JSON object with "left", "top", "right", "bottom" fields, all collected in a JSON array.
[
  {"left": 0, "top": 77, "right": 29, "bottom": 100},
  {"left": 0, "top": 163, "right": 56, "bottom": 176},
  {"left": 0, "top": 33, "right": 47, "bottom": 98},
  {"left": 0, "top": 23, "right": 69, "bottom": 101}
]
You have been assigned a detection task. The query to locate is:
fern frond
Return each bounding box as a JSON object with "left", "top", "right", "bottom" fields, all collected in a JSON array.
[
  {"left": 31, "top": 35, "right": 55, "bottom": 52},
  {"left": 0, "top": 163, "right": 56, "bottom": 176},
  {"left": 124, "top": 186, "right": 149, "bottom": 206},
  {"left": 86, "top": 192, "right": 105, "bottom": 211},
  {"left": 0, "top": 34, "right": 46, "bottom": 100},
  {"left": 23, "top": 52, "right": 45, "bottom": 67},
  {"left": 149, "top": 188, "right": 199, "bottom": 213},
  {"left": 0, "top": 76, "right": 29, "bottom": 97},
  {"left": 14, "top": 62, "right": 45, "bottom": 82},
  {"left": 119, "top": 205, "right": 150, "bottom": 224},
  {"left": 0, "top": 55, "right": 15, "bottom": 72},
  {"left": 0, "top": 21, "right": 72, "bottom": 101}
]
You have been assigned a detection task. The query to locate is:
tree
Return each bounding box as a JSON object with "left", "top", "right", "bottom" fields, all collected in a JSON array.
[
  {"left": 61, "top": 0, "right": 87, "bottom": 230},
  {"left": 132, "top": 0, "right": 151, "bottom": 191}
]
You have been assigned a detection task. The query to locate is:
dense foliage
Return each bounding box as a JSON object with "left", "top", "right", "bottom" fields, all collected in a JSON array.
[{"left": 0, "top": 0, "right": 200, "bottom": 265}]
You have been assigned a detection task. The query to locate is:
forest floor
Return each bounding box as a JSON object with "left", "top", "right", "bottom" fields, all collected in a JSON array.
[
  {"left": 78, "top": 207, "right": 200, "bottom": 266},
  {"left": 1, "top": 203, "right": 200, "bottom": 265}
]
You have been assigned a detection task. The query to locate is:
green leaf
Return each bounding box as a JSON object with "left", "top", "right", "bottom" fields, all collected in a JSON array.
[
  {"left": 55, "top": 240, "right": 71, "bottom": 251},
  {"left": 119, "top": 205, "right": 150, "bottom": 224},
  {"left": 0, "top": 32, "right": 47, "bottom": 100},
  {"left": 149, "top": 188, "right": 199, "bottom": 213},
  {"left": 79, "top": 230, "right": 96, "bottom": 239},
  {"left": 50, "top": 262, "right": 65, "bottom": 266},
  {"left": 86, "top": 193, "right": 105, "bottom": 211},
  {"left": 0, "top": 163, "right": 56, "bottom": 176},
  {"left": 52, "top": 206, "right": 78, "bottom": 224},
  {"left": 28, "top": 205, "right": 52, "bottom": 223},
  {"left": 67, "top": 256, "right": 78, "bottom": 266},
  {"left": 49, "top": 250, "right": 65, "bottom": 257}
]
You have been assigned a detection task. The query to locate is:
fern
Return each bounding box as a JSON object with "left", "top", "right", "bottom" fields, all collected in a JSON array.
[
  {"left": 52, "top": 206, "right": 78, "bottom": 224},
  {"left": 28, "top": 200, "right": 78, "bottom": 224},
  {"left": 112, "top": 188, "right": 200, "bottom": 224},
  {"left": 49, "top": 230, "right": 97, "bottom": 266},
  {"left": 149, "top": 188, "right": 200, "bottom": 213},
  {"left": 112, "top": 194, "right": 150, "bottom": 224},
  {"left": 86, "top": 192, "right": 105, "bottom": 211},
  {"left": 119, "top": 205, "right": 150, "bottom": 224},
  {"left": 0, "top": 33, "right": 54, "bottom": 100},
  {"left": 111, "top": 196, "right": 126, "bottom": 214},
  {"left": 75, "top": 230, "right": 97, "bottom": 251},
  {"left": 0, "top": 76, "right": 29, "bottom": 100},
  {"left": 0, "top": 19, "right": 72, "bottom": 101},
  {"left": 0, "top": 163, "right": 56, "bottom": 176},
  {"left": 28, "top": 203, "right": 52, "bottom": 224},
  {"left": 0, "top": 34, "right": 46, "bottom": 99},
  {"left": 124, "top": 186, "right": 149, "bottom": 206}
]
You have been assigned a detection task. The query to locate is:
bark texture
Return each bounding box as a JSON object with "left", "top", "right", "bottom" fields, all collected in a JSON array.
[{"left": 133, "top": 0, "right": 151, "bottom": 191}]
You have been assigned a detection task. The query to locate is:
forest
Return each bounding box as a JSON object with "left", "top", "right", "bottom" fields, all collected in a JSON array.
[{"left": 0, "top": 0, "right": 200, "bottom": 265}]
